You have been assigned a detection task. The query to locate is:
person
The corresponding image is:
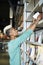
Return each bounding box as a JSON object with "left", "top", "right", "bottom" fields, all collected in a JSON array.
[{"left": 4, "top": 13, "right": 42, "bottom": 65}]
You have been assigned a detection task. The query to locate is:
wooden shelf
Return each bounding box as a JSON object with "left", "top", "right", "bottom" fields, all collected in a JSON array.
[
  {"left": 26, "top": 0, "right": 43, "bottom": 21},
  {"left": 37, "top": 19, "right": 43, "bottom": 27},
  {"left": 26, "top": 0, "right": 34, "bottom": 12},
  {"left": 21, "top": 0, "right": 43, "bottom": 64},
  {"left": 21, "top": 48, "right": 36, "bottom": 64},
  {"left": 26, "top": 0, "right": 32, "bottom": 3},
  {"left": 26, "top": 40, "right": 43, "bottom": 46}
]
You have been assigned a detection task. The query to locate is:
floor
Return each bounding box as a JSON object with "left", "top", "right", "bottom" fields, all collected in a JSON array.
[{"left": 0, "top": 52, "right": 9, "bottom": 65}]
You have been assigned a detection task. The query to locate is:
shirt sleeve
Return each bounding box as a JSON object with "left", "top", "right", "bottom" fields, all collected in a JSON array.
[{"left": 8, "top": 29, "right": 33, "bottom": 50}]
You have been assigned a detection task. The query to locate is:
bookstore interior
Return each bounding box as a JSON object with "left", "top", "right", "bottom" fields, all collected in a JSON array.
[{"left": 0, "top": 0, "right": 43, "bottom": 65}]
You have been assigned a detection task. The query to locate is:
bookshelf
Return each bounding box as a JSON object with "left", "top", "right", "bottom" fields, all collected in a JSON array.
[
  {"left": 21, "top": 0, "right": 43, "bottom": 65},
  {"left": 26, "top": 0, "right": 43, "bottom": 21}
]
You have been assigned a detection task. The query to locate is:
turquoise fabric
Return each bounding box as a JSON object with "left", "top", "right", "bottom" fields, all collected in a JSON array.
[{"left": 8, "top": 29, "right": 33, "bottom": 65}]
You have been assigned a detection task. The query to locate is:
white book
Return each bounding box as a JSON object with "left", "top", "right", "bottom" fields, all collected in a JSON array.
[{"left": 33, "top": 12, "right": 40, "bottom": 19}]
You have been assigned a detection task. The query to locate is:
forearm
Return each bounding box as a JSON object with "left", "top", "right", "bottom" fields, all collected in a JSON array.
[
  {"left": 27, "top": 13, "right": 42, "bottom": 31},
  {"left": 16, "top": 20, "right": 38, "bottom": 46},
  {"left": 27, "top": 20, "right": 38, "bottom": 31}
]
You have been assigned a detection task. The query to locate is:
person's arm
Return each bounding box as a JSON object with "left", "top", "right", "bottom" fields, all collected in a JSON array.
[
  {"left": 27, "top": 13, "right": 42, "bottom": 31},
  {"left": 8, "top": 14, "right": 42, "bottom": 50}
]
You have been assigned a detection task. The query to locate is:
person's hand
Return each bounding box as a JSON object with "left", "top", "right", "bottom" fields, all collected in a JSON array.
[
  {"left": 37, "top": 13, "right": 42, "bottom": 21},
  {"left": 33, "top": 13, "right": 42, "bottom": 24},
  {"left": 33, "top": 18, "right": 37, "bottom": 23}
]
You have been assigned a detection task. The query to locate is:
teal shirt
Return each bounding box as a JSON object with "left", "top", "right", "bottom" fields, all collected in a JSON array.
[{"left": 8, "top": 29, "right": 33, "bottom": 65}]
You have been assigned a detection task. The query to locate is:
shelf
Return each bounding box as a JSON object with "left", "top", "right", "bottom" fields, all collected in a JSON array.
[
  {"left": 37, "top": 19, "right": 43, "bottom": 27},
  {"left": 35, "top": 19, "right": 43, "bottom": 31},
  {"left": 26, "top": 0, "right": 32, "bottom": 3},
  {"left": 26, "top": 0, "right": 34, "bottom": 12},
  {"left": 26, "top": 0, "right": 43, "bottom": 21},
  {"left": 0, "top": 42, "right": 8, "bottom": 44},
  {"left": 21, "top": 48, "right": 36, "bottom": 64},
  {"left": 26, "top": 40, "right": 43, "bottom": 46}
]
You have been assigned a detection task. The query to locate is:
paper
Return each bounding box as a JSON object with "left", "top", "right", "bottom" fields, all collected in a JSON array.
[{"left": 33, "top": 12, "right": 40, "bottom": 19}]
